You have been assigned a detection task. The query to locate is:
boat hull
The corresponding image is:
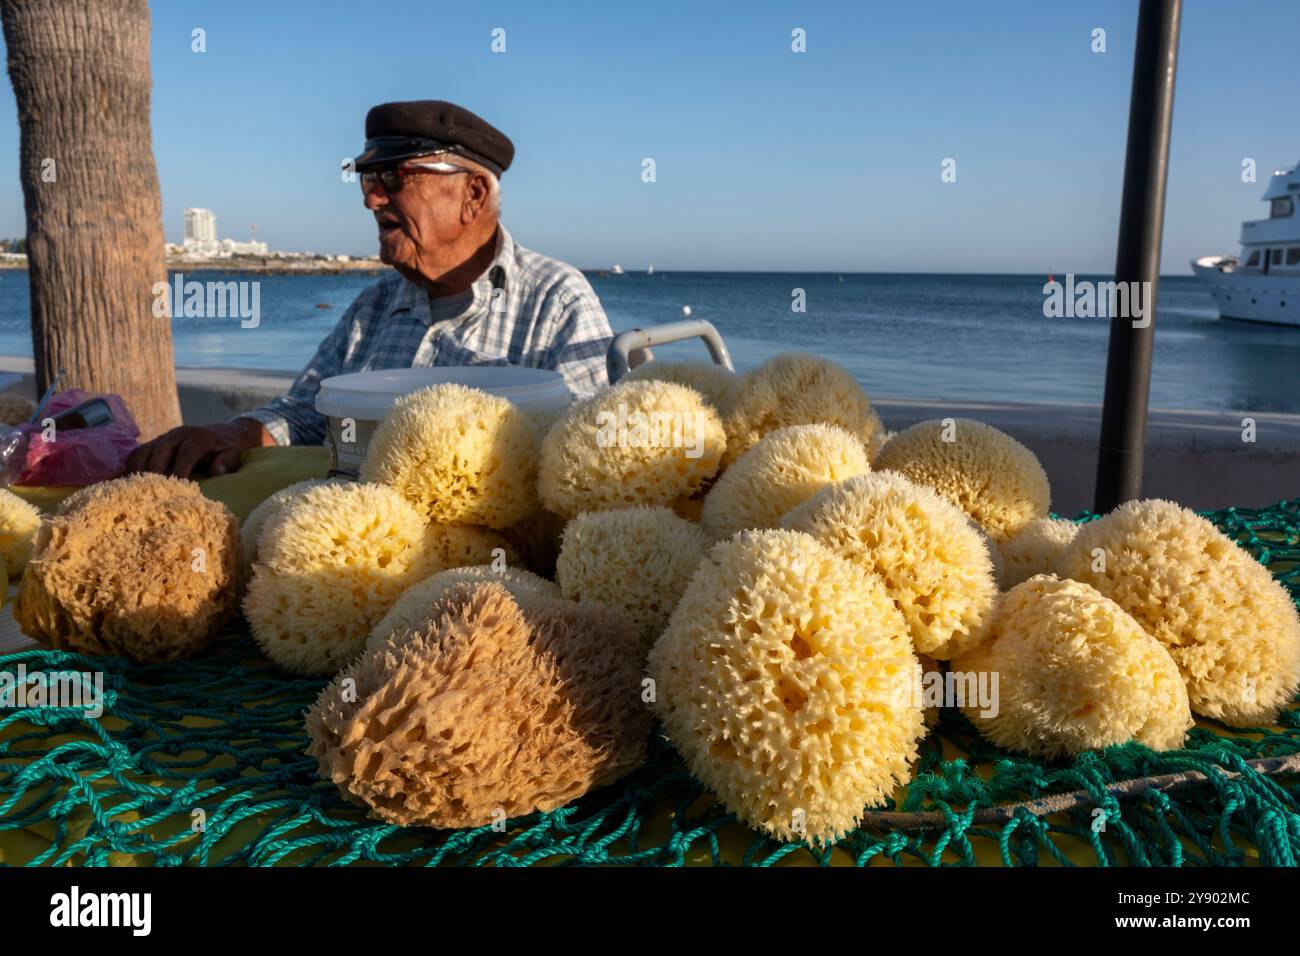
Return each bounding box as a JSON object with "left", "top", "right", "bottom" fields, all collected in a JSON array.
[{"left": 1191, "top": 257, "right": 1300, "bottom": 327}]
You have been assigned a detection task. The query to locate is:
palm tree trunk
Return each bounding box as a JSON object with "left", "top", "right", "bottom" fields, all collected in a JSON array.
[{"left": 2, "top": 0, "right": 181, "bottom": 440}]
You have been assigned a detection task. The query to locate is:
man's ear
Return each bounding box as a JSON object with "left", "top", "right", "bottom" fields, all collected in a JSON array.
[{"left": 462, "top": 172, "right": 491, "bottom": 224}]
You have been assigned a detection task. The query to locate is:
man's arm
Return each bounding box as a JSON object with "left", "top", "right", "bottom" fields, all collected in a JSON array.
[{"left": 126, "top": 298, "right": 361, "bottom": 477}]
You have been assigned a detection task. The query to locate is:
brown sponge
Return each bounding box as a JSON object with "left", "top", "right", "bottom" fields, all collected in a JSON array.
[
  {"left": 14, "top": 474, "right": 240, "bottom": 661},
  {"left": 306, "top": 582, "right": 649, "bottom": 829}
]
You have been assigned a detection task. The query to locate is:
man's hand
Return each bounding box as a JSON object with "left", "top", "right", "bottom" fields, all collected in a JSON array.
[{"left": 125, "top": 418, "right": 274, "bottom": 479}]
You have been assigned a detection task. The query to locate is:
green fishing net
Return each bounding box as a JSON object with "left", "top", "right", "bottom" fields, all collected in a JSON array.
[{"left": 1, "top": 500, "right": 1298, "bottom": 867}]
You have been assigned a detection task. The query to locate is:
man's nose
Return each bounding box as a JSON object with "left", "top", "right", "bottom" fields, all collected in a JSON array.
[{"left": 362, "top": 182, "right": 389, "bottom": 209}]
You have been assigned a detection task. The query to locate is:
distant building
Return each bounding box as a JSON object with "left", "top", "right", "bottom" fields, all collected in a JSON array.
[
  {"left": 184, "top": 208, "right": 217, "bottom": 245},
  {"left": 180, "top": 207, "right": 266, "bottom": 258}
]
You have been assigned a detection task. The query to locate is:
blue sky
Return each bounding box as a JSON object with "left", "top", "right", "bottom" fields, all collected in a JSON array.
[{"left": 0, "top": 0, "right": 1295, "bottom": 272}]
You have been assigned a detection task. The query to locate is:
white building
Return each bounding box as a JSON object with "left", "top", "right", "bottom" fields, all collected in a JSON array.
[
  {"left": 184, "top": 208, "right": 217, "bottom": 245},
  {"left": 180, "top": 208, "right": 267, "bottom": 258}
]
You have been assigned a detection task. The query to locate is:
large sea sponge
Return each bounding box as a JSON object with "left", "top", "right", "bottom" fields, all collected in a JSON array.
[
  {"left": 0, "top": 488, "right": 41, "bottom": 577},
  {"left": 366, "top": 564, "right": 562, "bottom": 655},
  {"left": 701, "top": 424, "right": 871, "bottom": 541},
  {"left": 997, "top": 517, "right": 1079, "bottom": 588},
  {"left": 0, "top": 392, "right": 34, "bottom": 426},
  {"left": 240, "top": 479, "right": 329, "bottom": 575},
  {"left": 622, "top": 360, "right": 742, "bottom": 416},
  {"left": 873, "top": 418, "right": 1050, "bottom": 540},
  {"left": 647, "top": 529, "right": 923, "bottom": 845},
  {"left": 781, "top": 472, "right": 998, "bottom": 660},
  {"left": 539, "top": 379, "right": 726, "bottom": 519},
  {"left": 556, "top": 506, "right": 707, "bottom": 652},
  {"left": 243, "top": 482, "right": 439, "bottom": 675},
  {"left": 721, "top": 353, "right": 885, "bottom": 468},
  {"left": 955, "top": 576, "right": 1192, "bottom": 757},
  {"left": 1058, "top": 499, "right": 1300, "bottom": 726},
  {"left": 360, "top": 383, "right": 539, "bottom": 529},
  {"left": 14, "top": 474, "right": 239, "bottom": 661},
  {"left": 307, "top": 582, "right": 648, "bottom": 829}
]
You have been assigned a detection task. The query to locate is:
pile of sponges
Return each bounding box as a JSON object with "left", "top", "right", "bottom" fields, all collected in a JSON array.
[{"left": 10, "top": 350, "right": 1299, "bottom": 849}]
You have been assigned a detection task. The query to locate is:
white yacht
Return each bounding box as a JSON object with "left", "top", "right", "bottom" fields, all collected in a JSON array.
[
  {"left": 1192, "top": 159, "right": 1300, "bottom": 326},
  {"left": 610, "top": 264, "right": 625, "bottom": 275}
]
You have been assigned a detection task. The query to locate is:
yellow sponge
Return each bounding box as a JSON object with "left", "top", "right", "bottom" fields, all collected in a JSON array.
[
  {"left": 997, "top": 517, "right": 1079, "bottom": 588},
  {"left": 307, "top": 582, "right": 648, "bottom": 829},
  {"left": 647, "top": 529, "right": 923, "bottom": 845},
  {"left": 1058, "top": 499, "right": 1300, "bottom": 726},
  {"left": 874, "top": 419, "right": 1050, "bottom": 540},
  {"left": 243, "top": 482, "right": 439, "bottom": 675},
  {"left": 556, "top": 506, "right": 708, "bottom": 652},
  {"left": 782, "top": 472, "right": 999, "bottom": 659},
  {"left": 721, "top": 352, "right": 885, "bottom": 468},
  {"left": 701, "top": 424, "right": 871, "bottom": 541},
  {"left": 539, "top": 379, "right": 726, "bottom": 519},
  {"left": 240, "top": 479, "right": 329, "bottom": 575},
  {"left": 622, "top": 361, "right": 742, "bottom": 415},
  {"left": 367, "top": 564, "right": 561, "bottom": 654},
  {"left": 14, "top": 474, "right": 239, "bottom": 662},
  {"left": 0, "top": 488, "right": 42, "bottom": 577},
  {"left": 955, "top": 576, "right": 1192, "bottom": 756},
  {"left": 360, "top": 382, "right": 540, "bottom": 529}
]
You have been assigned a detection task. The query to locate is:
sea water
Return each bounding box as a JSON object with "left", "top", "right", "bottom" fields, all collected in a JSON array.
[{"left": 2, "top": 269, "right": 1298, "bottom": 413}]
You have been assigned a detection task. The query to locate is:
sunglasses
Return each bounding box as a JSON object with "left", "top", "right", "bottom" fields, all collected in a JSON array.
[{"left": 359, "top": 156, "right": 473, "bottom": 195}]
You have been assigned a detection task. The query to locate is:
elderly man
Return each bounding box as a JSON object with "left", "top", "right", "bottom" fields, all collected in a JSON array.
[{"left": 128, "top": 100, "right": 614, "bottom": 477}]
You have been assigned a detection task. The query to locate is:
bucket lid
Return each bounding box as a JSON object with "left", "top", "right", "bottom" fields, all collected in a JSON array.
[{"left": 315, "top": 366, "right": 567, "bottom": 418}]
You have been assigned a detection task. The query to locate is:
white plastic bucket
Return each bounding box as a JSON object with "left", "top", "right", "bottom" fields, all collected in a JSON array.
[{"left": 315, "top": 366, "right": 572, "bottom": 477}]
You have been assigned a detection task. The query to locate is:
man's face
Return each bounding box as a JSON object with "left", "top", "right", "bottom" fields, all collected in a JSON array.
[{"left": 362, "top": 156, "right": 489, "bottom": 278}]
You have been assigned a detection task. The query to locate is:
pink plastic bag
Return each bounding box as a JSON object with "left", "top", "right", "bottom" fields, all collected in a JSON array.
[{"left": 15, "top": 389, "right": 140, "bottom": 486}]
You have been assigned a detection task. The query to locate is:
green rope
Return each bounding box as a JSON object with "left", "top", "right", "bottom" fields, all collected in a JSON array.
[{"left": 2, "top": 500, "right": 1299, "bottom": 867}]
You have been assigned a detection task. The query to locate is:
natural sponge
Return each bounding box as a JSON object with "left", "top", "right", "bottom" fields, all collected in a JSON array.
[
  {"left": 781, "top": 472, "right": 999, "bottom": 660},
  {"left": 1058, "top": 499, "right": 1300, "bottom": 726},
  {"left": 307, "top": 582, "right": 649, "bottom": 828},
  {"left": 955, "top": 576, "right": 1192, "bottom": 757},
  {"left": 14, "top": 474, "right": 239, "bottom": 661},
  {"left": 721, "top": 352, "right": 885, "bottom": 468},
  {"left": 647, "top": 529, "right": 923, "bottom": 845},
  {"left": 243, "top": 482, "right": 438, "bottom": 675},
  {"left": 240, "top": 479, "right": 329, "bottom": 575},
  {"left": 367, "top": 564, "right": 562, "bottom": 654},
  {"left": 997, "top": 517, "right": 1079, "bottom": 588},
  {"left": 360, "top": 382, "right": 539, "bottom": 528},
  {"left": 0, "top": 488, "right": 41, "bottom": 577},
  {"left": 874, "top": 419, "right": 1050, "bottom": 540},
  {"left": 0, "top": 392, "right": 34, "bottom": 426},
  {"left": 622, "top": 360, "right": 741, "bottom": 415},
  {"left": 701, "top": 424, "right": 871, "bottom": 541},
  {"left": 427, "top": 522, "right": 517, "bottom": 570},
  {"left": 539, "top": 379, "right": 726, "bottom": 519},
  {"left": 556, "top": 506, "right": 707, "bottom": 651}
]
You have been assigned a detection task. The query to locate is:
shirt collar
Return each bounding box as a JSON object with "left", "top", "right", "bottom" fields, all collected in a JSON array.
[{"left": 387, "top": 224, "right": 515, "bottom": 326}]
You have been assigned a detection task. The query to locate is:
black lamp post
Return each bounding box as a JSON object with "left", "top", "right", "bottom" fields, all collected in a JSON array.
[{"left": 1094, "top": 0, "right": 1183, "bottom": 514}]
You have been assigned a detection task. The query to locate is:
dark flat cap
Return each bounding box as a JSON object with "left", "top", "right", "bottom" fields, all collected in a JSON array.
[{"left": 352, "top": 100, "right": 514, "bottom": 177}]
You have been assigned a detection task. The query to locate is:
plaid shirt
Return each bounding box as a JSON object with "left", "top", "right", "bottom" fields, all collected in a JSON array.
[{"left": 244, "top": 225, "right": 613, "bottom": 446}]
